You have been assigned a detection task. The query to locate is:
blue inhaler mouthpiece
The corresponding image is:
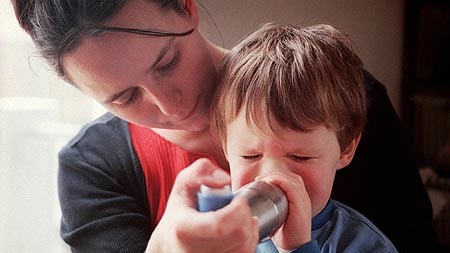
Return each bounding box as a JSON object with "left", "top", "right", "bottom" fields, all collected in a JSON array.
[{"left": 197, "top": 185, "right": 233, "bottom": 212}]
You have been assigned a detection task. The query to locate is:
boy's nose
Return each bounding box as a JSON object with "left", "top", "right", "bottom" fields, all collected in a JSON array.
[{"left": 259, "top": 157, "right": 289, "bottom": 175}]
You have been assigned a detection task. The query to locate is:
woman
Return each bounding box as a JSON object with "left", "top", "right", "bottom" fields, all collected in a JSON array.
[{"left": 12, "top": 0, "right": 439, "bottom": 252}]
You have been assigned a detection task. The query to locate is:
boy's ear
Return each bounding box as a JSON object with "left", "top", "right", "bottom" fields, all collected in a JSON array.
[
  {"left": 183, "top": 0, "right": 199, "bottom": 26},
  {"left": 337, "top": 133, "right": 361, "bottom": 170}
]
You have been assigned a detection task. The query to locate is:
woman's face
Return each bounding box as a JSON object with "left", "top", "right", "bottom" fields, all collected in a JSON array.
[{"left": 63, "top": 0, "right": 219, "bottom": 131}]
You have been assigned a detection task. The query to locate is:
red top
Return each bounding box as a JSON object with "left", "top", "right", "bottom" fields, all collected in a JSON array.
[{"left": 128, "top": 123, "right": 214, "bottom": 229}]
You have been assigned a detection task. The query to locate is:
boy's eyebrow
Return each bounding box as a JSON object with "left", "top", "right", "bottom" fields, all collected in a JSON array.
[{"left": 103, "top": 37, "right": 175, "bottom": 104}]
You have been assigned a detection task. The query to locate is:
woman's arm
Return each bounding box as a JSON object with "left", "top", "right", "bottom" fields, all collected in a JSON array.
[{"left": 58, "top": 114, "right": 151, "bottom": 252}]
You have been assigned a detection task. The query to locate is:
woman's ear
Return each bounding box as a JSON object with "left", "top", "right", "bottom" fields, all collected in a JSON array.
[
  {"left": 183, "top": 0, "right": 199, "bottom": 26},
  {"left": 336, "top": 133, "right": 361, "bottom": 170}
]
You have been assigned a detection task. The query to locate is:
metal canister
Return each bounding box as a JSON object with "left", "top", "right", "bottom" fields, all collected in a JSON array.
[{"left": 235, "top": 181, "right": 288, "bottom": 242}]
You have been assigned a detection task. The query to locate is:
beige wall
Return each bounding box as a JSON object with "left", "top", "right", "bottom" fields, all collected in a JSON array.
[{"left": 199, "top": 0, "right": 405, "bottom": 115}]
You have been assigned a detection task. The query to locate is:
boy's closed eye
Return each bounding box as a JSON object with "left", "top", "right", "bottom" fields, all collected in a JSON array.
[
  {"left": 241, "top": 155, "right": 262, "bottom": 161},
  {"left": 240, "top": 154, "right": 312, "bottom": 163},
  {"left": 288, "top": 154, "right": 312, "bottom": 163}
]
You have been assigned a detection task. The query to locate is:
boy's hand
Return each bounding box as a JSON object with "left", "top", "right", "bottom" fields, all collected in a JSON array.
[{"left": 256, "top": 171, "right": 312, "bottom": 251}]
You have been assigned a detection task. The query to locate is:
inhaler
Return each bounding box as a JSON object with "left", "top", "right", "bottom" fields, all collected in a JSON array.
[{"left": 197, "top": 181, "right": 288, "bottom": 242}]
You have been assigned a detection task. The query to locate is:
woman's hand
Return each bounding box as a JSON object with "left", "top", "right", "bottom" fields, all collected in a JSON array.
[
  {"left": 146, "top": 158, "right": 259, "bottom": 253},
  {"left": 256, "top": 171, "right": 312, "bottom": 251}
]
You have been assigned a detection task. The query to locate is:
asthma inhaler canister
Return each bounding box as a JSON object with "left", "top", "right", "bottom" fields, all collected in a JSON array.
[{"left": 198, "top": 181, "right": 288, "bottom": 242}]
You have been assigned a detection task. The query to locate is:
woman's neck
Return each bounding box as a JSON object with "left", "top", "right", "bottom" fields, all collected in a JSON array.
[
  {"left": 151, "top": 128, "right": 229, "bottom": 170},
  {"left": 204, "top": 37, "right": 229, "bottom": 68}
]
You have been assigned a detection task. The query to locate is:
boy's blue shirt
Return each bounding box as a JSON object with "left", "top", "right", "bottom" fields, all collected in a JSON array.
[{"left": 256, "top": 200, "right": 398, "bottom": 253}]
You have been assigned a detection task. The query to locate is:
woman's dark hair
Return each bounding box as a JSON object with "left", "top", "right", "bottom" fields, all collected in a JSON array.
[{"left": 11, "top": 0, "right": 191, "bottom": 77}]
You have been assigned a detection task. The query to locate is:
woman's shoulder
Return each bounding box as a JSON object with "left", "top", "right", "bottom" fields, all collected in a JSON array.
[
  {"left": 57, "top": 112, "right": 144, "bottom": 193},
  {"left": 58, "top": 112, "right": 135, "bottom": 168},
  {"left": 64, "top": 112, "right": 129, "bottom": 149}
]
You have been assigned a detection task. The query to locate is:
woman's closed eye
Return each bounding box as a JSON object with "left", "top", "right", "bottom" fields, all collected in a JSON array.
[
  {"left": 114, "top": 88, "right": 140, "bottom": 107},
  {"left": 156, "top": 51, "right": 179, "bottom": 75}
]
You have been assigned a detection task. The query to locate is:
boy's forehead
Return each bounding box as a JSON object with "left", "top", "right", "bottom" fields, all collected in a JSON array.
[
  {"left": 227, "top": 109, "right": 315, "bottom": 140},
  {"left": 226, "top": 115, "right": 334, "bottom": 155}
]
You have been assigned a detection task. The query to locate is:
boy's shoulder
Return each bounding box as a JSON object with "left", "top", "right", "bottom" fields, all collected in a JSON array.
[{"left": 313, "top": 200, "right": 398, "bottom": 252}]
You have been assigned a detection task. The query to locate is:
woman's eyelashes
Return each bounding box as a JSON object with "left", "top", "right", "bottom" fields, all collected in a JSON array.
[
  {"left": 156, "top": 51, "right": 179, "bottom": 75},
  {"left": 122, "top": 88, "right": 140, "bottom": 106},
  {"left": 113, "top": 88, "right": 140, "bottom": 107}
]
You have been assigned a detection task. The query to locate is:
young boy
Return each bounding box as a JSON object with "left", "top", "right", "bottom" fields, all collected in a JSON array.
[{"left": 210, "top": 23, "right": 398, "bottom": 252}]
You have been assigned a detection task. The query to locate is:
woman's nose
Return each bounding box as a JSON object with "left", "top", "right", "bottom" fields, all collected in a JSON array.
[
  {"left": 154, "top": 97, "right": 178, "bottom": 116},
  {"left": 144, "top": 86, "right": 181, "bottom": 116}
]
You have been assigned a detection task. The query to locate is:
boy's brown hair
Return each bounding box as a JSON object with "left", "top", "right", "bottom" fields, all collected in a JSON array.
[{"left": 210, "top": 23, "right": 366, "bottom": 151}]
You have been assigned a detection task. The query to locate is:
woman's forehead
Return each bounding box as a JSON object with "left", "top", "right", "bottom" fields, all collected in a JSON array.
[
  {"left": 104, "top": 0, "right": 186, "bottom": 33},
  {"left": 62, "top": 32, "right": 170, "bottom": 98}
]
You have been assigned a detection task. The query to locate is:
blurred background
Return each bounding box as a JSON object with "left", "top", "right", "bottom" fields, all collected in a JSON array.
[{"left": 1, "top": 0, "right": 449, "bottom": 252}]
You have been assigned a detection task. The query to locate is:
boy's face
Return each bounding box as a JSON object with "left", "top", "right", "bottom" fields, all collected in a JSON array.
[{"left": 226, "top": 110, "right": 354, "bottom": 216}]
